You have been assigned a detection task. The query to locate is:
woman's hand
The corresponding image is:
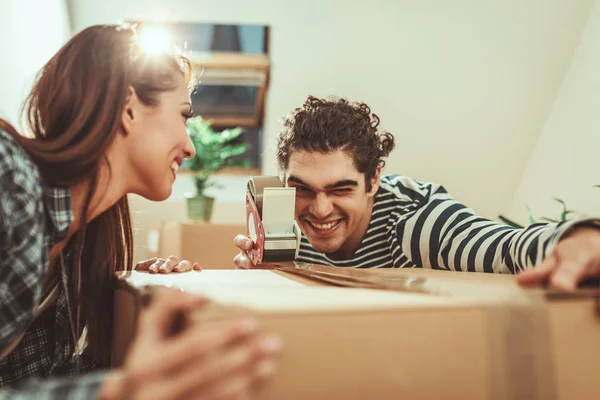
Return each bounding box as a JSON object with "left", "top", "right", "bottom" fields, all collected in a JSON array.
[
  {"left": 99, "top": 288, "right": 281, "bottom": 400},
  {"left": 135, "top": 256, "right": 202, "bottom": 274}
]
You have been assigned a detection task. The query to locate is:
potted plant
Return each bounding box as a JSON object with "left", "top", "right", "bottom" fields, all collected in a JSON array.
[
  {"left": 498, "top": 185, "right": 599, "bottom": 228},
  {"left": 498, "top": 198, "right": 576, "bottom": 229},
  {"left": 184, "top": 116, "right": 250, "bottom": 221}
]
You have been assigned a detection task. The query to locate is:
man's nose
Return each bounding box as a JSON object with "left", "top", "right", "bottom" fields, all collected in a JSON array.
[{"left": 309, "top": 192, "right": 334, "bottom": 219}]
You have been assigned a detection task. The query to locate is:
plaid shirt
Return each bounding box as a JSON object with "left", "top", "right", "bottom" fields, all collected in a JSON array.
[{"left": 0, "top": 130, "right": 104, "bottom": 398}]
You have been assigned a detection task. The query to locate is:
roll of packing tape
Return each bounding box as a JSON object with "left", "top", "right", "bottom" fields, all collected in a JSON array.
[{"left": 246, "top": 176, "right": 299, "bottom": 265}]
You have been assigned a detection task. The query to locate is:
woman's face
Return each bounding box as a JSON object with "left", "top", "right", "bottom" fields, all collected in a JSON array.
[{"left": 122, "top": 75, "right": 196, "bottom": 201}]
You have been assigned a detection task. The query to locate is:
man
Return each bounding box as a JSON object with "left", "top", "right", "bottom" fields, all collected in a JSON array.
[{"left": 234, "top": 95, "right": 600, "bottom": 290}]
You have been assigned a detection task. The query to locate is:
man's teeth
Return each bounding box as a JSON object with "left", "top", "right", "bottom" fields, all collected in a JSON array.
[
  {"left": 171, "top": 161, "right": 179, "bottom": 173},
  {"left": 310, "top": 221, "right": 339, "bottom": 231}
]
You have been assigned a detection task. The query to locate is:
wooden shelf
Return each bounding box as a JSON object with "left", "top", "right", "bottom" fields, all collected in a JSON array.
[
  {"left": 189, "top": 52, "right": 270, "bottom": 71},
  {"left": 178, "top": 167, "right": 262, "bottom": 177},
  {"left": 205, "top": 116, "right": 259, "bottom": 128}
]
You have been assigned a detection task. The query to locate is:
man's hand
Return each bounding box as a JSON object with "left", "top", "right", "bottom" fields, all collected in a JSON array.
[
  {"left": 135, "top": 256, "right": 202, "bottom": 274},
  {"left": 233, "top": 235, "right": 256, "bottom": 269},
  {"left": 517, "top": 227, "right": 600, "bottom": 290}
]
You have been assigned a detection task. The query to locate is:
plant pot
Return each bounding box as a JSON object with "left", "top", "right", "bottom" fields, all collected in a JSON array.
[{"left": 185, "top": 193, "right": 215, "bottom": 222}]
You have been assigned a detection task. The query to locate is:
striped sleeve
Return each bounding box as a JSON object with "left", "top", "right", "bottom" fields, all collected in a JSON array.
[{"left": 393, "top": 179, "right": 598, "bottom": 274}]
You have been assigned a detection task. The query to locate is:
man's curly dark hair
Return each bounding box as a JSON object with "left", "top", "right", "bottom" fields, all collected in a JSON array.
[{"left": 276, "top": 95, "right": 395, "bottom": 191}]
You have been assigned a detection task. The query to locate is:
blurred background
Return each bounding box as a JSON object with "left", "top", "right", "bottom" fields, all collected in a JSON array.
[{"left": 1, "top": 0, "right": 599, "bottom": 265}]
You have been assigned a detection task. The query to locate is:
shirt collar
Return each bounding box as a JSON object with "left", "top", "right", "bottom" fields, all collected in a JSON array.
[{"left": 42, "top": 185, "right": 74, "bottom": 243}]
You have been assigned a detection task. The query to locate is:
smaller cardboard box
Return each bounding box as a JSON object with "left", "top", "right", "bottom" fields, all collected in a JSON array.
[
  {"left": 156, "top": 222, "right": 245, "bottom": 269},
  {"left": 112, "top": 267, "right": 600, "bottom": 400}
]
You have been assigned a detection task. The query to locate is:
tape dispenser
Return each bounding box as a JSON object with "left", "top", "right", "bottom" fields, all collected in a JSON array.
[{"left": 245, "top": 176, "right": 301, "bottom": 265}]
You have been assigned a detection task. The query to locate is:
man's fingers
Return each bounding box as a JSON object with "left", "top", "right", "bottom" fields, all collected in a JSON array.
[
  {"left": 234, "top": 235, "right": 253, "bottom": 251},
  {"left": 193, "top": 262, "right": 202, "bottom": 271},
  {"left": 233, "top": 235, "right": 255, "bottom": 269},
  {"left": 516, "top": 253, "right": 558, "bottom": 286},
  {"left": 549, "top": 259, "right": 588, "bottom": 291},
  {"left": 518, "top": 242, "right": 595, "bottom": 290},
  {"left": 234, "top": 253, "right": 252, "bottom": 269}
]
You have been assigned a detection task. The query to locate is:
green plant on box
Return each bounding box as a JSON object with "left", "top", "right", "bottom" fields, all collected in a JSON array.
[
  {"left": 498, "top": 185, "right": 600, "bottom": 229},
  {"left": 183, "top": 116, "right": 250, "bottom": 221}
]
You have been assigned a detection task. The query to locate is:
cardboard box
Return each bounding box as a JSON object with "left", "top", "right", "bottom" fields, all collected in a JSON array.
[
  {"left": 156, "top": 221, "right": 245, "bottom": 269},
  {"left": 112, "top": 266, "right": 600, "bottom": 400}
]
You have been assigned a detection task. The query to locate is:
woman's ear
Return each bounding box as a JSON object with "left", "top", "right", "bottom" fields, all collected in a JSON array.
[{"left": 120, "top": 87, "right": 139, "bottom": 136}]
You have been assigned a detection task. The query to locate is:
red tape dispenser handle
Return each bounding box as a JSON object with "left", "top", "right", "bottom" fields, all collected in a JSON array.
[{"left": 246, "top": 176, "right": 300, "bottom": 265}]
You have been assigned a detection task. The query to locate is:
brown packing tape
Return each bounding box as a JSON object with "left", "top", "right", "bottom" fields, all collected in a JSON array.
[
  {"left": 266, "top": 263, "right": 448, "bottom": 294},
  {"left": 247, "top": 176, "right": 283, "bottom": 217},
  {"left": 247, "top": 176, "right": 296, "bottom": 265},
  {"left": 268, "top": 262, "right": 600, "bottom": 301},
  {"left": 486, "top": 293, "right": 557, "bottom": 400}
]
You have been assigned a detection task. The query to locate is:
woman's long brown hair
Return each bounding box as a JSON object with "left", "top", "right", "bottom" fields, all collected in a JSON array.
[{"left": 0, "top": 24, "right": 196, "bottom": 365}]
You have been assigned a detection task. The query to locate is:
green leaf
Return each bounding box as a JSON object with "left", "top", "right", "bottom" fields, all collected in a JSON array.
[
  {"left": 184, "top": 116, "right": 251, "bottom": 195},
  {"left": 560, "top": 209, "right": 576, "bottom": 222},
  {"left": 553, "top": 197, "right": 568, "bottom": 212},
  {"left": 219, "top": 144, "right": 249, "bottom": 160},
  {"left": 526, "top": 205, "right": 536, "bottom": 225},
  {"left": 498, "top": 215, "right": 524, "bottom": 229},
  {"left": 551, "top": 197, "right": 573, "bottom": 222}
]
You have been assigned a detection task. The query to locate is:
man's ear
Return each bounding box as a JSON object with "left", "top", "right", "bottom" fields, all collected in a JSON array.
[
  {"left": 120, "top": 86, "right": 139, "bottom": 136},
  {"left": 368, "top": 166, "right": 382, "bottom": 196}
]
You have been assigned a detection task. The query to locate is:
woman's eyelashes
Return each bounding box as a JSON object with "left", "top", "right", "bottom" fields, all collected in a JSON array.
[{"left": 182, "top": 110, "right": 195, "bottom": 120}]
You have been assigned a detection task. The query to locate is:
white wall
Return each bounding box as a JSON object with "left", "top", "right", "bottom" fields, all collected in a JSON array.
[
  {"left": 0, "top": 0, "right": 71, "bottom": 128},
  {"left": 507, "top": 0, "right": 600, "bottom": 224},
  {"left": 67, "top": 0, "right": 594, "bottom": 219}
]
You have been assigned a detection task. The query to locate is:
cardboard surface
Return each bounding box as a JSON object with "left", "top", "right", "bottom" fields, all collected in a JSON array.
[
  {"left": 159, "top": 222, "right": 245, "bottom": 269},
  {"left": 120, "top": 270, "right": 471, "bottom": 312},
  {"left": 112, "top": 267, "right": 600, "bottom": 400}
]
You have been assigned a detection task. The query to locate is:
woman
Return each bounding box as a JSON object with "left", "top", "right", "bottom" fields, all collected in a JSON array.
[{"left": 0, "top": 24, "right": 280, "bottom": 399}]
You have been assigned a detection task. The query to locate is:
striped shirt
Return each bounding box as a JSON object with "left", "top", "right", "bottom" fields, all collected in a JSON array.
[{"left": 297, "top": 174, "right": 592, "bottom": 273}]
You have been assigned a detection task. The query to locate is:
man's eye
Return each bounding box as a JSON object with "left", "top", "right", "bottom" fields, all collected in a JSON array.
[{"left": 332, "top": 188, "right": 352, "bottom": 194}]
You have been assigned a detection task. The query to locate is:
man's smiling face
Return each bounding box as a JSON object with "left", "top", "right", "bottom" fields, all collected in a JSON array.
[{"left": 285, "top": 149, "right": 379, "bottom": 258}]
